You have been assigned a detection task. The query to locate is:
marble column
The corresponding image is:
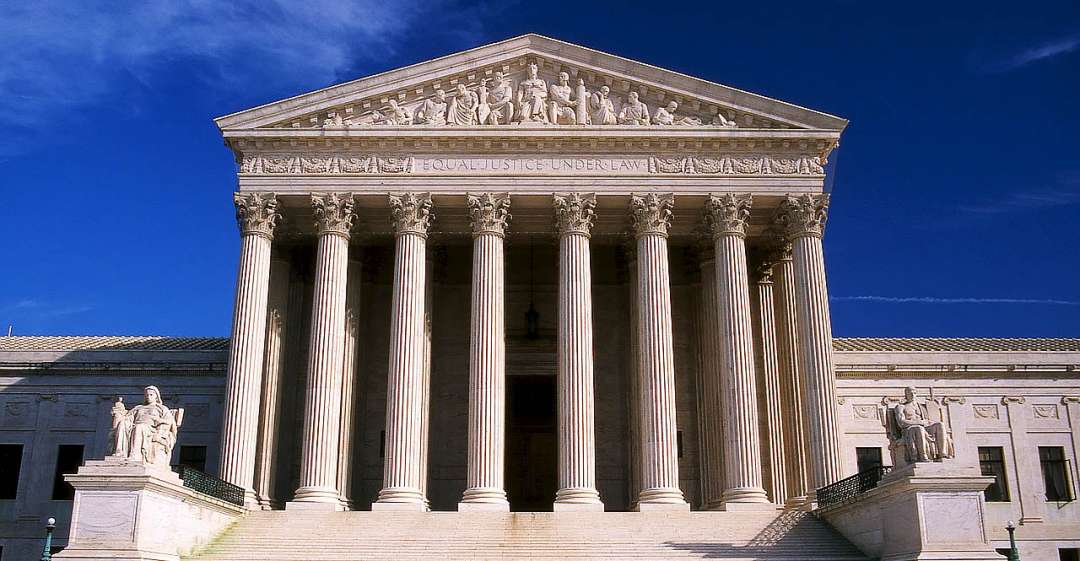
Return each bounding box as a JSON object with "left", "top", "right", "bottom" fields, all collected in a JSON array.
[
  {"left": 705, "top": 194, "right": 770, "bottom": 507},
  {"left": 623, "top": 241, "right": 643, "bottom": 510},
  {"left": 253, "top": 254, "right": 290, "bottom": 509},
  {"left": 376, "top": 193, "right": 434, "bottom": 511},
  {"left": 220, "top": 192, "right": 280, "bottom": 507},
  {"left": 629, "top": 193, "right": 688, "bottom": 510},
  {"left": 553, "top": 193, "right": 603, "bottom": 511},
  {"left": 459, "top": 192, "right": 511, "bottom": 511},
  {"left": 336, "top": 256, "right": 363, "bottom": 509},
  {"left": 752, "top": 258, "right": 788, "bottom": 505},
  {"left": 771, "top": 237, "right": 811, "bottom": 507},
  {"left": 776, "top": 194, "right": 843, "bottom": 499},
  {"left": 695, "top": 244, "right": 726, "bottom": 510},
  {"left": 290, "top": 193, "right": 356, "bottom": 509},
  {"left": 419, "top": 248, "right": 440, "bottom": 510}
]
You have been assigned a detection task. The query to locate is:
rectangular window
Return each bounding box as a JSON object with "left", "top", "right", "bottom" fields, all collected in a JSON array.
[
  {"left": 1060, "top": 548, "right": 1080, "bottom": 561},
  {"left": 1040, "top": 446, "right": 1073, "bottom": 502},
  {"left": 856, "top": 447, "right": 883, "bottom": 473},
  {"left": 177, "top": 445, "right": 207, "bottom": 473},
  {"left": 0, "top": 444, "right": 23, "bottom": 499},
  {"left": 978, "top": 447, "right": 1010, "bottom": 502},
  {"left": 51, "top": 444, "right": 84, "bottom": 500}
]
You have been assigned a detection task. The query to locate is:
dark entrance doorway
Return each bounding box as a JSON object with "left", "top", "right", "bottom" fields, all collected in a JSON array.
[{"left": 506, "top": 375, "right": 557, "bottom": 511}]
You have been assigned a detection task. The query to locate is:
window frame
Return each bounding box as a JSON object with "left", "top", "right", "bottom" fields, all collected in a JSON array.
[
  {"left": 855, "top": 446, "right": 884, "bottom": 473},
  {"left": 1039, "top": 446, "right": 1075, "bottom": 502},
  {"left": 51, "top": 444, "right": 85, "bottom": 501},
  {"left": 977, "top": 446, "right": 1011, "bottom": 502},
  {"left": 0, "top": 443, "right": 24, "bottom": 500}
]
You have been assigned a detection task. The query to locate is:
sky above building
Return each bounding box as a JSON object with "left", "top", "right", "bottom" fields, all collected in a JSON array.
[{"left": 1, "top": 1, "right": 1078, "bottom": 337}]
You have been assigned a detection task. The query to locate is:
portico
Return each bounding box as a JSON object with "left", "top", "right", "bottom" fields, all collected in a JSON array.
[{"left": 213, "top": 33, "right": 848, "bottom": 513}]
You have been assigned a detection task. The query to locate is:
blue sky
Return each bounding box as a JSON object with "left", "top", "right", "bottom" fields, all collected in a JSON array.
[{"left": 1, "top": 1, "right": 1077, "bottom": 337}]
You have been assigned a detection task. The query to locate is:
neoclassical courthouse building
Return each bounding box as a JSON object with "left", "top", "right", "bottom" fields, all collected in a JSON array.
[{"left": 1, "top": 35, "right": 1078, "bottom": 561}]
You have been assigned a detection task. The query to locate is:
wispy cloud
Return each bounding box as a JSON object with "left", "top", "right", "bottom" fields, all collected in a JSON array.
[
  {"left": 0, "top": 0, "right": 489, "bottom": 153},
  {"left": 1, "top": 299, "right": 96, "bottom": 319},
  {"left": 832, "top": 296, "right": 1080, "bottom": 306},
  {"left": 957, "top": 171, "right": 1080, "bottom": 215},
  {"left": 982, "top": 33, "right": 1080, "bottom": 73}
]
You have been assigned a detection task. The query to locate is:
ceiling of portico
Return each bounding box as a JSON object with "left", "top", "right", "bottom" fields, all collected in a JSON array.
[{"left": 215, "top": 34, "right": 848, "bottom": 135}]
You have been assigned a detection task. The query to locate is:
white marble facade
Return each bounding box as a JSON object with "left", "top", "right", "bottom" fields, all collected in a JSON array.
[{"left": 1, "top": 34, "right": 1078, "bottom": 561}]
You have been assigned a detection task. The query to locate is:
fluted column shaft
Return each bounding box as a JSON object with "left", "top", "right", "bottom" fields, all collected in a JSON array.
[
  {"left": 291, "top": 193, "right": 355, "bottom": 509},
  {"left": 624, "top": 243, "right": 643, "bottom": 510},
  {"left": 777, "top": 194, "right": 844, "bottom": 498},
  {"left": 376, "top": 193, "right": 434, "bottom": 510},
  {"left": 221, "top": 192, "right": 280, "bottom": 507},
  {"left": 773, "top": 247, "right": 811, "bottom": 506},
  {"left": 253, "top": 255, "right": 290, "bottom": 509},
  {"left": 706, "top": 194, "right": 770, "bottom": 506},
  {"left": 696, "top": 251, "right": 726, "bottom": 510},
  {"left": 336, "top": 256, "right": 362, "bottom": 509},
  {"left": 554, "top": 193, "right": 603, "bottom": 510},
  {"left": 460, "top": 193, "right": 511, "bottom": 511},
  {"left": 629, "top": 193, "right": 687, "bottom": 510},
  {"left": 754, "top": 268, "right": 788, "bottom": 504}
]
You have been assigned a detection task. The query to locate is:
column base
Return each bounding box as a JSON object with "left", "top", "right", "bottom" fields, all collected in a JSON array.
[
  {"left": 721, "top": 486, "right": 770, "bottom": 504},
  {"left": 458, "top": 501, "right": 510, "bottom": 512},
  {"left": 554, "top": 501, "right": 605, "bottom": 512},
  {"left": 720, "top": 501, "right": 782, "bottom": 512},
  {"left": 288, "top": 486, "right": 345, "bottom": 511},
  {"left": 637, "top": 486, "right": 686, "bottom": 506},
  {"left": 372, "top": 500, "right": 427, "bottom": 512},
  {"left": 784, "top": 495, "right": 811, "bottom": 511},
  {"left": 635, "top": 500, "right": 690, "bottom": 512}
]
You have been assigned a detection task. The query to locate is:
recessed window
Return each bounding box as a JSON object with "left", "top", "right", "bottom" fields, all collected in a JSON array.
[
  {"left": 676, "top": 430, "right": 683, "bottom": 459},
  {"left": 51, "top": 444, "right": 84, "bottom": 500},
  {"left": 177, "top": 445, "right": 207, "bottom": 473},
  {"left": 978, "top": 447, "right": 1010, "bottom": 502},
  {"left": 856, "top": 447, "right": 883, "bottom": 473},
  {"left": 1040, "top": 447, "right": 1073, "bottom": 502},
  {"left": 0, "top": 444, "right": 23, "bottom": 499},
  {"left": 1059, "top": 548, "right": 1080, "bottom": 561}
]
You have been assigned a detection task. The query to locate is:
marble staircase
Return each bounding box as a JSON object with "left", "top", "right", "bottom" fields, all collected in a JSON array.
[{"left": 189, "top": 509, "right": 869, "bottom": 561}]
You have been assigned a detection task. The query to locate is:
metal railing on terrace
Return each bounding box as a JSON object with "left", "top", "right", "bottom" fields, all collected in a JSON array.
[
  {"left": 173, "top": 464, "right": 245, "bottom": 507},
  {"left": 816, "top": 465, "right": 892, "bottom": 509}
]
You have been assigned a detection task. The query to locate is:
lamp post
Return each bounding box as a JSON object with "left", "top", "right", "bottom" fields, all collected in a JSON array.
[
  {"left": 40, "top": 517, "right": 55, "bottom": 561},
  {"left": 1005, "top": 520, "right": 1020, "bottom": 561}
]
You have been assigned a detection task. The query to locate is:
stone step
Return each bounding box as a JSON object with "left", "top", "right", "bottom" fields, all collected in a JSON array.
[{"left": 189, "top": 510, "right": 868, "bottom": 561}]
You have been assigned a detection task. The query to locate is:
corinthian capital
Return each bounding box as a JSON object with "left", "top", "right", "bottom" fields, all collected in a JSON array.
[
  {"left": 629, "top": 193, "right": 674, "bottom": 238},
  {"left": 704, "top": 193, "right": 753, "bottom": 238},
  {"left": 467, "top": 192, "right": 511, "bottom": 237},
  {"left": 553, "top": 192, "right": 596, "bottom": 237},
  {"left": 234, "top": 192, "right": 281, "bottom": 239},
  {"left": 775, "top": 194, "right": 830, "bottom": 239},
  {"left": 389, "top": 192, "right": 434, "bottom": 237},
  {"left": 311, "top": 193, "right": 357, "bottom": 237}
]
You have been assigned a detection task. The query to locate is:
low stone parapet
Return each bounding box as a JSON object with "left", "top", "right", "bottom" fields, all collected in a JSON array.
[
  {"left": 816, "top": 462, "right": 1001, "bottom": 561},
  {"left": 54, "top": 458, "right": 244, "bottom": 561}
]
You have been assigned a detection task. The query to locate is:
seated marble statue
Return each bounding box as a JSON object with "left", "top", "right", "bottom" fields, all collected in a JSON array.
[
  {"left": 886, "top": 386, "right": 955, "bottom": 467},
  {"left": 415, "top": 88, "right": 448, "bottom": 125},
  {"left": 548, "top": 72, "right": 578, "bottom": 124},
  {"left": 516, "top": 62, "right": 548, "bottom": 123},
  {"left": 484, "top": 72, "right": 515, "bottom": 125},
  {"left": 109, "top": 386, "right": 183, "bottom": 468},
  {"left": 447, "top": 83, "right": 480, "bottom": 125},
  {"left": 618, "top": 91, "right": 650, "bottom": 125},
  {"left": 375, "top": 99, "right": 411, "bottom": 125},
  {"left": 590, "top": 85, "right": 617, "bottom": 125}
]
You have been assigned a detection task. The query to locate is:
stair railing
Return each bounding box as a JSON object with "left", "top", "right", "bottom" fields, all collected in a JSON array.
[{"left": 816, "top": 465, "right": 892, "bottom": 509}]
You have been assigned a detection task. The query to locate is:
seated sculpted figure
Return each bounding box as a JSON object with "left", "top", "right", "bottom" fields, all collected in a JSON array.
[
  {"left": 548, "top": 72, "right": 578, "bottom": 124},
  {"left": 447, "top": 83, "right": 480, "bottom": 125},
  {"left": 887, "top": 386, "right": 955, "bottom": 466},
  {"left": 484, "top": 72, "right": 515, "bottom": 125},
  {"left": 590, "top": 85, "right": 617, "bottom": 125},
  {"left": 516, "top": 62, "right": 548, "bottom": 123},
  {"left": 618, "top": 91, "right": 650, "bottom": 125},
  {"left": 109, "top": 386, "right": 183, "bottom": 468},
  {"left": 415, "top": 88, "right": 448, "bottom": 125}
]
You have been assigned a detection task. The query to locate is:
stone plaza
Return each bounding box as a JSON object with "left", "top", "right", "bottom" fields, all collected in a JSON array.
[{"left": 0, "top": 34, "right": 1077, "bottom": 560}]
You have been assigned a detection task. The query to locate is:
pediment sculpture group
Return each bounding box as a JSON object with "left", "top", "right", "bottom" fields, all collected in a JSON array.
[{"left": 325, "top": 63, "right": 739, "bottom": 128}]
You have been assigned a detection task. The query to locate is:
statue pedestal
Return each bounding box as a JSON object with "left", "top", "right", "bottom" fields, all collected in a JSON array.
[
  {"left": 818, "top": 462, "right": 1001, "bottom": 561},
  {"left": 54, "top": 458, "right": 244, "bottom": 561}
]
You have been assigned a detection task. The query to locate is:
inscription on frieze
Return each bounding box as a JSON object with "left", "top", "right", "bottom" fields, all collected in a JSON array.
[{"left": 241, "top": 153, "right": 825, "bottom": 176}]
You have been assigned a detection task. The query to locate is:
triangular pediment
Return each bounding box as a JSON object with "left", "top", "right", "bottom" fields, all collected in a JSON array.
[{"left": 215, "top": 34, "right": 847, "bottom": 133}]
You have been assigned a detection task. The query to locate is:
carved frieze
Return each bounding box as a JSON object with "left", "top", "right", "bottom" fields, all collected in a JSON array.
[
  {"left": 973, "top": 404, "right": 1000, "bottom": 419},
  {"left": 240, "top": 153, "right": 825, "bottom": 177},
  {"left": 1033, "top": 404, "right": 1059, "bottom": 419}
]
